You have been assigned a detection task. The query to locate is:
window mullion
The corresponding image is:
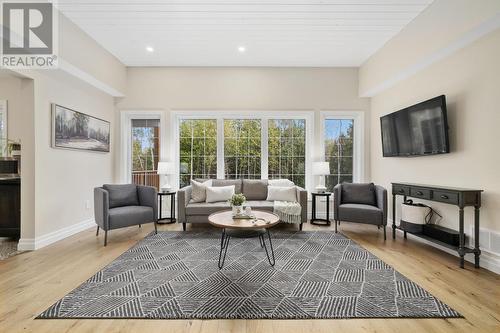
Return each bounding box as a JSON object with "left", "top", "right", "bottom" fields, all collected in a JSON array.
[
  {"left": 261, "top": 118, "right": 268, "bottom": 180},
  {"left": 216, "top": 118, "right": 224, "bottom": 179}
]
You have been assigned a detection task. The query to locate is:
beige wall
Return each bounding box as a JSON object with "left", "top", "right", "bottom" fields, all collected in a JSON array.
[
  {"left": 116, "top": 67, "right": 371, "bottom": 186},
  {"left": 359, "top": 0, "right": 500, "bottom": 96},
  {"left": 1, "top": 68, "right": 116, "bottom": 242},
  {"left": 32, "top": 70, "right": 116, "bottom": 237},
  {"left": 120, "top": 67, "right": 368, "bottom": 110},
  {"left": 0, "top": 74, "right": 35, "bottom": 239},
  {"left": 368, "top": 28, "right": 500, "bottom": 233},
  {"left": 58, "top": 13, "right": 127, "bottom": 95},
  {"left": 0, "top": 9, "right": 126, "bottom": 244}
]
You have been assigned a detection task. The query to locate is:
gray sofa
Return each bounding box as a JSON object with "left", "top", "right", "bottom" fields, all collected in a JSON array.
[
  {"left": 333, "top": 183, "right": 387, "bottom": 240},
  {"left": 178, "top": 179, "right": 307, "bottom": 231},
  {"left": 94, "top": 184, "right": 158, "bottom": 246}
]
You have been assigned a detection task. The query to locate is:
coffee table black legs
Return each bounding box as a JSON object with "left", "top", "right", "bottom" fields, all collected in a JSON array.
[
  {"left": 218, "top": 229, "right": 231, "bottom": 269},
  {"left": 259, "top": 229, "right": 275, "bottom": 266},
  {"left": 217, "top": 228, "right": 275, "bottom": 269}
]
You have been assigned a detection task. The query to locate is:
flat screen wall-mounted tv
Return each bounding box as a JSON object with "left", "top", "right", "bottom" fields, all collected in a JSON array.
[{"left": 380, "top": 95, "right": 450, "bottom": 157}]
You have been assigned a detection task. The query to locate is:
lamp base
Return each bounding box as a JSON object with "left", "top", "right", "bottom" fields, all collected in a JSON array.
[
  {"left": 160, "top": 184, "right": 172, "bottom": 193},
  {"left": 315, "top": 185, "right": 327, "bottom": 193}
]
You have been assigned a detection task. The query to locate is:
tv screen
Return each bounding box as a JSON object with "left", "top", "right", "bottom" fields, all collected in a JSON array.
[{"left": 380, "top": 95, "right": 449, "bottom": 157}]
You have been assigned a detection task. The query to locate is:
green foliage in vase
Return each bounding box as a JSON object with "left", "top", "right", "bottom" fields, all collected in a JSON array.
[{"left": 228, "top": 193, "right": 246, "bottom": 206}]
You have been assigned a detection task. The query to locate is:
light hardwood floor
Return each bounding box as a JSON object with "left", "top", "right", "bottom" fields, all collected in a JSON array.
[{"left": 1, "top": 221, "right": 499, "bottom": 333}]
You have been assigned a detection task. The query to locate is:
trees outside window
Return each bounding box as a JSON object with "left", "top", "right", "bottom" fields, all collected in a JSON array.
[
  {"left": 177, "top": 116, "right": 307, "bottom": 188},
  {"left": 268, "top": 119, "right": 306, "bottom": 187},
  {"left": 224, "top": 119, "right": 261, "bottom": 179},
  {"left": 179, "top": 119, "right": 217, "bottom": 188},
  {"left": 131, "top": 119, "right": 160, "bottom": 189},
  {"left": 324, "top": 119, "right": 354, "bottom": 191}
]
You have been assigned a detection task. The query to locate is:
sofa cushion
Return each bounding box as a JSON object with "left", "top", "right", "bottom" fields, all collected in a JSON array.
[
  {"left": 186, "top": 201, "right": 230, "bottom": 215},
  {"left": 206, "top": 185, "right": 235, "bottom": 203},
  {"left": 267, "top": 186, "right": 297, "bottom": 202},
  {"left": 103, "top": 184, "right": 139, "bottom": 208},
  {"left": 191, "top": 179, "right": 212, "bottom": 203},
  {"left": 242, "top": 179, "right": 268, "bottom": 200},
  {"left": 338, "top": 203, "right": 382, "bottom": 225},
  {"left": 212, "top": 179, "right": 242, "bottom": 194},
  {"left": 341, "top": 183, "right": 376, "bottom": 206},
  {"left": 108, "top": 206, "right": 154, "bottom": 229}
]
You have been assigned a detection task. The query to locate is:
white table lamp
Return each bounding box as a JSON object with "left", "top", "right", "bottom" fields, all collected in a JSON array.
[
  {"left": 312, "top": 161, "right": 330, "bottom": 193},
  {"left": 157, "top": 162, "right": 175, "bottom": 192}
]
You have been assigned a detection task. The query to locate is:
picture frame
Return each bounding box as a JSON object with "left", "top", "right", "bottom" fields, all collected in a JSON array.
[{"left": 51, "top": 104, "right": 110, "bottom": 153}]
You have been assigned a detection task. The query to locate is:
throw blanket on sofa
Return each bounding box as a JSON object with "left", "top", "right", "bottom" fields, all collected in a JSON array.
[{"left": 273, "top": 201, "right": 301, "bottom": 224}]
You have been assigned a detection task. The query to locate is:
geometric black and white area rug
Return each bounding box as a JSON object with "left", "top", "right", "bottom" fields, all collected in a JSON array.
[{"left": 38, "top": 230, "right": 461, "bottom": 319}]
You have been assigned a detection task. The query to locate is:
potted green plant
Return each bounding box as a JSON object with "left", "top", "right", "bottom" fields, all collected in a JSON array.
[{"left": 229, "top": 193, "right": 246, "bottom": 216}]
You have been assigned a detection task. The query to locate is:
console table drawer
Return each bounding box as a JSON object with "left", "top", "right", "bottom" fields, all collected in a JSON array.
[
  {"left": 410, "top": 188, "right": 431, "bottom": 199},
  {"left": 433, "top": 190, "right": 459, "bottom": 205},
  {"left": 393, "top": 185, "right": 410, "bottom": 196}
]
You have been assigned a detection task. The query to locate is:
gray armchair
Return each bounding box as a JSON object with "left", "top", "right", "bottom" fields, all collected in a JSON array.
[
  {"left": 333, "top": 183, "right": 387, "bottom": 240},
  {"left": 94, "top": 184, "right": 158, "bottom": 246}
]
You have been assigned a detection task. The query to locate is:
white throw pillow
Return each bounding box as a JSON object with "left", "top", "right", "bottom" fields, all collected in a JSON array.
[
  {"left": 190, "top": 179, "right": 212, "bottom": 203},
  {"left": 268, "top": 179, "right": 295, "bottom": 187},
  {"left": 266, "top": 186, "right": 297, "bottom": 202},
  {"left": 206, "top": 185, "right": 235, "bottom": 203}
]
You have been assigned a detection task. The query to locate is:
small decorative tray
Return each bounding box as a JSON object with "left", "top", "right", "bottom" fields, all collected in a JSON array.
[{"left": 232, "top": 214, "right": 256, "bottom": 219}]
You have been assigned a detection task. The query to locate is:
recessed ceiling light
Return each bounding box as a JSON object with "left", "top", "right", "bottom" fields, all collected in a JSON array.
[
  {"left": 146, "top": 46, "right": 154, "bottom": 52},
  {"left": 238, "top": 46, "right": 246, "bottom": 53}
]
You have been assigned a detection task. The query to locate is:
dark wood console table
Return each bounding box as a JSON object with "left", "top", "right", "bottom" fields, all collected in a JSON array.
[{"left": 392, "top": 182, "right": 483, "bottom": 269}]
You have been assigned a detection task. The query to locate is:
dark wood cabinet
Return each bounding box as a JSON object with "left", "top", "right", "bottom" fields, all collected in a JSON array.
[
  {"left": 0, "top": 177, "right": 21, "bottom": 238},
  {"left": 392, "top": 182, "right": 482, "bottom": 269}
]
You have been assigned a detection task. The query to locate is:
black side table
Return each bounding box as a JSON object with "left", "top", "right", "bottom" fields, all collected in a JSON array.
[
  {"left": 158, "top": 191, "right": 176, "bottom": 224},
  {"left": 310, "top": 192, "right": 332, "bottom": 226}
]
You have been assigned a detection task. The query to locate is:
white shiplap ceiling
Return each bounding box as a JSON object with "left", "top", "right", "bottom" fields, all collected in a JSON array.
[{"left": 57, "top": 0, "right": 434, "bottom": 67}]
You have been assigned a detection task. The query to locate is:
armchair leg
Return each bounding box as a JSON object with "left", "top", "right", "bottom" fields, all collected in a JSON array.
[
  {"left": 383, "top": 225, "right": 386, "bottom": 240},
  {"left": 154, "top": 221, "right": 158, "bottom": 234},
  {"left": 299, "top": 223, "right": 303, "bottom": 231},
  {"left": 104, "top": 231, "right": 108, "bottom": 246},
  {"left": 335, "top": 220, "right": 338, "bottom": 233},
  {"left": 377, "top": 225, "right": 380, "bottom": 230},
  {"left": 139, "top": 224, "right": 141, "bottom": 228},
  {"left": 96, "top": 226, "right": 99, "bottom": 236},
  {"left": 182, "top": 223, "right": 186, "bottom": 231}
]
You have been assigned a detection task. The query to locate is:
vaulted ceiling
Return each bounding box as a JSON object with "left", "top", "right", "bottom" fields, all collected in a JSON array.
[{"left": 57, "top": 0, "right": 433, "bottom": 67}]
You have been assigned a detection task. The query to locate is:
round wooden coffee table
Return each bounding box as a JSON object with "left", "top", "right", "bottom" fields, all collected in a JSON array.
[{"left": 208, "top": 210, "right": 280, "bottom": 269}]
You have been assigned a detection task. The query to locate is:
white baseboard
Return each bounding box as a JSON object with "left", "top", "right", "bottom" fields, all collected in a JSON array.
[
  {"left": 18, "top": 219, "right": 95, "bottom": 251},
  {"left": 306, "top": 215, "right": 500, "bottom": 274},
  {"left": 387, "top": 219, "right": 500, "bottom": 275}
]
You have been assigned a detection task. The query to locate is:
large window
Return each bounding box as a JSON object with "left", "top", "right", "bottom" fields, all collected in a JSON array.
[
  {"left": 131, "top": 119, "right": 160, "bottom": 189},
  {"left": 268, "top": 119, "right": 306, "bottom": 187},
  {"left": 324, "top": 119, "right": 354, "bottom": 191},
  {"left": 224, "top": 119, "right": 261, "bottom": 179},
  {"left": 176, "top": 114, "right": 309, "bottom": 189},
  {"left": 179, "top": 119, "right": 217, "bottom": 188}
]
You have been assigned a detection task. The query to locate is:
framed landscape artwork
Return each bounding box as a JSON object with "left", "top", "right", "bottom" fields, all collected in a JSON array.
[{"left": 52, "top": 104, "right": 110, "bottom": 152}]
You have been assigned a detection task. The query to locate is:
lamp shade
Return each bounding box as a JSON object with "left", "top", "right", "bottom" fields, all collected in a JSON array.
[
  {"left": 312, "top": 161, "right": 330, "bottom": 175},
  {"left": 157, "top": 162, "right": 175, "bottom": 175}
]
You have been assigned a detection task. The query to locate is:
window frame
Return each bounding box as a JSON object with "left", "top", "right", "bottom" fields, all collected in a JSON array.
[
  {"left": 267, "top": 119, "right": 307, "bottom": 187},
  {"left": 171, "top": 110, "right": 313, "bottom": 191},
  {"left": 120, "top": 110, "right": 167, "bottom": 183},
  {"left": 319, "top": 111, "right": 365, "bottom": 184},
  {"left": 178, "top": 118, "right": 218, "bottom": 188}
]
